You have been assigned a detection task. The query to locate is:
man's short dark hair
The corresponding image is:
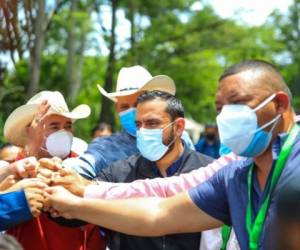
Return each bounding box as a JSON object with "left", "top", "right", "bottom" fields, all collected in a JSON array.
[
  {"left": 219, "top": 60, "right": 280, "bottom": 81},
  {"left": 137, "top": 91, "right": 184, "bottom": 120},
  {"left": 0, "top": 234, "right": 23, "bottom": 250},
  {"left": 219, "top": 59, "right": 292, "bottom": 102}
]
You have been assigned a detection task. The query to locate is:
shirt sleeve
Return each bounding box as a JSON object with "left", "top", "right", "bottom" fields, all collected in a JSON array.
[
  {"left": 84, "top": 153, "right": 240, "bottom": 200},
  {"left": 63, "top": 153, "right": 102, "bottom": 180},
  {"left": 0, "top": 190, "right": 32, "bottom": 230},
  {"left": 188, "top": 166, "right": 231, "bottom": 225},
  {"left": 63, "top": 134, "right": 137, "bottom": 180},
  {"left": 63, "top": 137, "right": 108, "bottom": 180}
]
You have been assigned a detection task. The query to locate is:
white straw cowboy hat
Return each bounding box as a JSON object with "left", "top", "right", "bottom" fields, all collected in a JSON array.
[
  {"left": 97, "top": 65, "right": 176, "bottom": 102},
  {"left": 4, "top": 91, "right": 91, "bottom": 147}
]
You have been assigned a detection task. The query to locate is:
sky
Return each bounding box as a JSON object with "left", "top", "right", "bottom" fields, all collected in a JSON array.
[{"left": 196, "top": 0, "right": 292, "bottom": 26}]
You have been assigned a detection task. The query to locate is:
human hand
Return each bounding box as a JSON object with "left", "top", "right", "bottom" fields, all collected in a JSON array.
[
  {"left": 4, "top": 177, "right": 47, "bottom": 193},
  {"left": 37, "top": 157, "right": 63, "bottom": 184},
  {"left": 44, "top": 186, "right": 81, "bottom": 219},
  {"left": 9, "top": 157, "right": 38, "bottom": 179},
  {"left": 31, "top": 100, "right": 50, "bottom": 129},
  {"left": 22, "top": 179, "right": 48, "bottom": 217},
  {"left": 51, "top": 168, "right": 91, "bottom": 197},
  {"left": 0, "top": 175, "right": 16, "bottom": 191},
  {"left": 38, "top": 157, "right": 63, "bottom": 171}
]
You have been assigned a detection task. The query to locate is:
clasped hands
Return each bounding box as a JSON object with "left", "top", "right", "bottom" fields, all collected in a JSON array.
[{"left": 0, "top": 157, "right": 90, "bottom": 218}]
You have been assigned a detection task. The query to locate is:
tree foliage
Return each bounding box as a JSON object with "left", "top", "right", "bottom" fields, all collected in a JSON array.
[{"left": 1, "top": 0, "right": 300, "bottom": 143}]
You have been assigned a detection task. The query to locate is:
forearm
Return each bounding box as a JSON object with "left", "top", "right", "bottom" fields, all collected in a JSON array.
[
  {"left": 85, "top": 170, "right": 213, "bottom": 199},
  {"left": 84, "top": 153, "right": 240, "bottom": 200},
  {"left": 0, "top": 165, "right": 11, "bottom": 182},
  {"left": 67, "top": 192, "right": 223, "bottom": 236},
  {"left": 71, "top": 196, "right": 163, "bottom": 236},
  {"left": 48, "top": 185, "right": 224, "bottom": 236}
]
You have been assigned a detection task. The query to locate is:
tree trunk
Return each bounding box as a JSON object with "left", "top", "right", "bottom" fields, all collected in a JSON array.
[
  {"left": 27, "top": 0, "right": 45, "bottom": 98},
  {"left": 69, "top": 36, "right": 86, "bottom": 105},
  {"left": 99, "top": 0, "right": 117, "bottom": 128},
  {"left": 128, "top": 0, "right": 136, "bottom": 64},
  {"left": 66, "top": 1, "right": 92, "bottom": 105},
  {"left": 66, "top": 0, "right": 77, "bottom": 104}
]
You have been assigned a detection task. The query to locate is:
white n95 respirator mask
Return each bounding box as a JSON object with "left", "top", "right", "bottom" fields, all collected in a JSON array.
[{"left": 44, "top": 130, "right": 73, "bottom": 159}]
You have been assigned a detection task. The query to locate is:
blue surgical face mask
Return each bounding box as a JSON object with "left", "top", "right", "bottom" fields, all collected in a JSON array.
[
  {"left": 137, "top": 121, "right": 177, "bottom": 161},
  {"left": 216, "top": 94, "right": 281, "bottom": 157},
  {"left": 119, "top": 108, "right": 137, "bottom": 136}
]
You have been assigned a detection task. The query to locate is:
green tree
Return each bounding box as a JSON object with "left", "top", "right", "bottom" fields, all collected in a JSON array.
[{"left": 270, "top": 0, "right": 300, "bottom": 111}]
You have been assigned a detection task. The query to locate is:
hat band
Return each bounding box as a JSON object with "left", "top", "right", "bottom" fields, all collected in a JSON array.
[
  {"left": 118, "top": 87, "right": 139, "bottom": 92},
  {"left": 51, "top": 106, "right": 68, "bottom": 113}
]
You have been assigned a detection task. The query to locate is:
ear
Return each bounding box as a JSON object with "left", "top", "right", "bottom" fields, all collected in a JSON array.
[
  {"left": 174, "top": 118, "right": 185, "bottom": 136},
  {"left": 274, "top": 91, "right": 289, "bottom": 114}
]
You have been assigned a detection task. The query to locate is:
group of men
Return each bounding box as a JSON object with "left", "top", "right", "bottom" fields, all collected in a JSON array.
[{"left": 0, "top": 60, "right": 300, "bottom": 250}]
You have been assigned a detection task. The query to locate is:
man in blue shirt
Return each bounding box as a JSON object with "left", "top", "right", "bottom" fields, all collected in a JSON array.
[{"left": 45, "top": 60, "right": 299, "bottom": 250}]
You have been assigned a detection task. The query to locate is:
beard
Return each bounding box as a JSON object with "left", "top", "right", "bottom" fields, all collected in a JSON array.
[{"left": 162, "top": 125, "right": 177, "bottom": 157}]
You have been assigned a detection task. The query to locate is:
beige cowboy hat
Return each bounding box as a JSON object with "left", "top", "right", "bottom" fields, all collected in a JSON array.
[
  {"left": 97, "top": 65, "right": 176, "bottom": 102},
  {"left": 4, "top": 91, "right": 91, "bottom": 147}
]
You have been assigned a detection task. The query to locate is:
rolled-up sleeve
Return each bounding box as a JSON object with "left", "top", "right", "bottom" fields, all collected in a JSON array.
[
  {"left": 84, "top": 153, "right": 241, "bottom": 202},
  {"left": 188, "top": 167, "right": 231, "bottom": 226},
  {"left": 63, "top": 154, "right": 99, "bottom": 180}
]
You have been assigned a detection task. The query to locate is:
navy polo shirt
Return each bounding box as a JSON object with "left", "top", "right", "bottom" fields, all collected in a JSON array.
[{"left": 189, "top": 133, "right": 300, "bottom": 250}]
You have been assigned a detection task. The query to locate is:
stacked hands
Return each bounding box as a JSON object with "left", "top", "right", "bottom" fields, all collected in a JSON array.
[{"left": 0, "top": 157, "right": 89, "bottom": 219}]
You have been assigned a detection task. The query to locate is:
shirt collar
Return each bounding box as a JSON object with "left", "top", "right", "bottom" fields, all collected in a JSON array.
[
  {"left": 152, "top": 141, "right": 185, "bottom": 177},
  {"left": 272, "top": 132, "right": 288, "bottom": 160}
]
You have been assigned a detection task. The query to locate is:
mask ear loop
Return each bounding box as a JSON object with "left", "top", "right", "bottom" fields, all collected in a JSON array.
[
  {"left": 252, "top": 93, "right": 280, "bottom": 134},
  {"left": 256, "top": 114, "right": 281, "bottom": 132},
  {"left": 163, "top": 118, "right": 182, "bottom": 147},
  {"left": 253, "top": 93, "right": 276, "bottom": 112},
  {"left": 162, "top": 118, "right": 181, "bottom": 131}
]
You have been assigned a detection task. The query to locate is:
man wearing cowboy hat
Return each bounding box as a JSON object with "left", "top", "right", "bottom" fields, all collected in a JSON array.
[
  {"left": 64, "top": 65, "right": 180, "bottom": 179},
  {"left": 4, "top": 91, "right": 105, "bottom": 250},
  {"left": 4, "top": 91, "right": 90, "bottom": 159}
]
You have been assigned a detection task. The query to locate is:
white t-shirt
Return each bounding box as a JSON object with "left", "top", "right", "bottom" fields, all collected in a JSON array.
[{"left": 200, "top": 228, "right": 240, "bottom": 250}]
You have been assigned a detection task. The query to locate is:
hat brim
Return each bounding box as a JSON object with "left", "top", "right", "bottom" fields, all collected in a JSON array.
[
  {"left": 97, "top": 75, "right": 176, "bottom": 102},
  {"left": 4, "top": 104, "right": 90, "bottom": 147}
]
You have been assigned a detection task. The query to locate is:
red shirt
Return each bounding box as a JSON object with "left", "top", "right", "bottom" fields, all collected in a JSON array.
[{"left": 7, "top": 152, "right": 105, "bottom": 250}]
